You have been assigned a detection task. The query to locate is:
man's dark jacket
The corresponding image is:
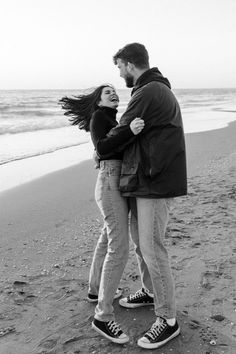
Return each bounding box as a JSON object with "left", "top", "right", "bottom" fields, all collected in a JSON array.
[{"left": 109, "top": 67, "right": 187, "bottom": 198}]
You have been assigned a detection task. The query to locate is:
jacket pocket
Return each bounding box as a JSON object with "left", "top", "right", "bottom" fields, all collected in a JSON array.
[{"left": 119, "top": 163, "right": 139, "bottom": 192}]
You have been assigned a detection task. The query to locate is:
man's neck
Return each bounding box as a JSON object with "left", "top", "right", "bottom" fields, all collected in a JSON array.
[{"left": 133, "top": 68, "right": 149, "bottom": 85}]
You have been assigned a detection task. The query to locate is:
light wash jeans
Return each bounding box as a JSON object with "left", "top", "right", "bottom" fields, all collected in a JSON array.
[
  {"left": 129, "top": 197, "right": 176, "bottom": 319},
  {"left": 89, "top": 160, "right": 129, "bottom": 322}
]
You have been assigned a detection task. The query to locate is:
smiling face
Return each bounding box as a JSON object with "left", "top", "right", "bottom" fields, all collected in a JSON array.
[
  {"left": 116, "top": 58, "right": 134, "bottom": 88},
  {"left": 98, "top": 86, "right": 119, "bottom": 109}
]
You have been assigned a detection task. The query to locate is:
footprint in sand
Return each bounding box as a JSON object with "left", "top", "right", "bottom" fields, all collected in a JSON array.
[
  {"left": 2, "top": 280, "right": 37, "bottom": 306},
  {"left": 200, "top": 271, "right": 216, "bottom": 290},
  {"left": 38, "top": 335, "right": 59, "bottom": 350},
  {"left": 0, "top": 326, "right": 16, "bottom": 338},
  {"left": 11, "top": 280, "right": 37, "bottom": 304},
  {"left": 231, "top": 323, "right": 236, "bottom": 338},
  {"left": 199, "top": 326, "right": 217, "bottom": 341}
]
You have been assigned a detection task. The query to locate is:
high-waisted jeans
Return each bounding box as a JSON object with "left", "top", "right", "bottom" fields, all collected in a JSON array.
[{"left": 88, "top": 160, "right": 129, "bottom": 322}]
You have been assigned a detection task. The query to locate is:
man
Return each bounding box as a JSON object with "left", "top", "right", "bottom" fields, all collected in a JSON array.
[{"left": 111, "top": 43, "right": 187, "bottom": 349}]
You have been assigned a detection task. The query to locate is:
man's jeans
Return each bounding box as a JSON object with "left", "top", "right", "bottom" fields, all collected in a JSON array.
[
  {"left": 88, "top": 160, "right": 129, "bottom": 322},
  {"left": 130, "top": 197, "right": 176, "bottom": 319}
]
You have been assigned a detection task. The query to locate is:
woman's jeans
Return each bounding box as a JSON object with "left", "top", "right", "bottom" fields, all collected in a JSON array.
[
  {"left": 129, "top": 197, "right": 176, "bottom": 319},
  {"left": 88, "top": 160, "right": 129, "bottom": 322}
]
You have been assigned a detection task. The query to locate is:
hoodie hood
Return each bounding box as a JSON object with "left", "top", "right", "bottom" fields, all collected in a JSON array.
[{"left": 131, "top": 67, "right": 171, "bottom": 95}]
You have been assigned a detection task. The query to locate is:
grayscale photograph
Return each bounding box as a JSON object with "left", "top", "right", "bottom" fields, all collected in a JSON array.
[{"left": 0, "top": 1, "right": 235, "bottom": 353}]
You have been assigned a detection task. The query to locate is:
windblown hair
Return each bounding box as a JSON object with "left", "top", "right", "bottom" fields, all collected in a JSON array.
[
  {"left": 59, "top": 85, "right": 112, "bottom": 132},
  {"left": 113, "top": 43, "right": 149, "bottom": 69}
]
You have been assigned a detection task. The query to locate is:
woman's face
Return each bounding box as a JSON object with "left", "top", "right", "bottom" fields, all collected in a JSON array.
[{"left": 98, "top": 86, "right": 119, "bottom": 109}]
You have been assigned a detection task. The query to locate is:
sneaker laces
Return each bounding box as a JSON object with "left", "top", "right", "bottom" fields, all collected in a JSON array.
[
  {"left": 128, "top": 289, "right": 147, "bottom": 301},
  {"left": 107, "top": 321, "right": 122, "bottom": 336},
  {"left": 145, "top": 317, "right": 167, "bottom": 341}
]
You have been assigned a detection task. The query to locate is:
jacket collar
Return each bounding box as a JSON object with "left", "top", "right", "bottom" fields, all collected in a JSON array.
[
  {"left": 98, "top": 106, "right": 117, "bottom": 118},
  {"left": 131, "top": 67, "right": 171, "bottom": 95}
]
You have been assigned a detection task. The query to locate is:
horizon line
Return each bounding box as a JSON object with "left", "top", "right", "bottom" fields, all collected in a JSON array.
[{"left": 1, "top": 87, "right": 236, "bottom": 91}]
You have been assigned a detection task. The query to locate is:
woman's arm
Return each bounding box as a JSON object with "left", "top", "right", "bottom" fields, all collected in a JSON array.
[
  {"left": 90, "top": 111, "right": 144, "bottom": 158},
  {"left": 90, "top": 110, "right": 133, "bottom": 157}
]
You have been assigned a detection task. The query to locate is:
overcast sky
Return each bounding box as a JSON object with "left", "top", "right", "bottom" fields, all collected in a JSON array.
[{"left": 0, "top": 0, "right": 235, "bottom": 89}]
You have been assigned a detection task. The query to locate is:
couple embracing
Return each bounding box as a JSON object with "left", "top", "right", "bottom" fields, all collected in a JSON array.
[{"left": 60, "top": 42, "right": 187, "bottom": 350}]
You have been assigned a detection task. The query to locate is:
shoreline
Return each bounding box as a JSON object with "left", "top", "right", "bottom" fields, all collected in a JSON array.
[
  {"left": 0, "top": 141, "right": 94, "bottom": 193},
  {"left": 1, "top": 120, "right": 236, "bottom": 194}
]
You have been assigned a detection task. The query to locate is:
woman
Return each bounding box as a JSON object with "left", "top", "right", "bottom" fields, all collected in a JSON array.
[{"left": 60, "top": 85, "right": 144, "bottom": 344}]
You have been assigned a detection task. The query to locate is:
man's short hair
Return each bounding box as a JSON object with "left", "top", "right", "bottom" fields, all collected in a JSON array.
[{"left": 113, "top": 43, "right": 149, "bottom": 69}]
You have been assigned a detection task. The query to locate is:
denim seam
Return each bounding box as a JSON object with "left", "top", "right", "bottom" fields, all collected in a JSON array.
[
  {"left": 152, "top": 202, "right": 169, "bottom": 318},
  {"left": 95, "top": 162, "right": 129, "bottom": 322}
]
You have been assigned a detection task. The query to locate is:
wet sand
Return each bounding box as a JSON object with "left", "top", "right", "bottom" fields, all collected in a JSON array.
[{"left": 0, "top": 122, "right": 236, "bottom": 354}]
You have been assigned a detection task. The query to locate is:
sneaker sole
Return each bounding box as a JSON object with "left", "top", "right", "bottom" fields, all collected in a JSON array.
[
  {"left": 114, "top": 288, "right": 123, "bottom": 300},
  {"left": 87, "top": 297, "right": 98, "bottom": 303},
  {"left": 92, "top": 322, "right": 129, "bottom": 344},
  {"left": 119, "top": 299, "right": 154, "bottom": 308},
  {"left": 137, "top": 327, "right": 180, "bottom": 349},
  {"left": 88, "top": 288, "right": 123, "bottom": 303}
]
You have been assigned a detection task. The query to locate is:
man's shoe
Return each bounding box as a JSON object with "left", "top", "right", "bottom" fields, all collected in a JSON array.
[
  {"left": 87, "top": 288, "right": 123, "bottom": 303},
  {"left": 137, "top": 317, "right": 180, "bottom": 349},
  {"left": 119, "top": 288, "right": 154, "bottom": 308},
  {"left": 92, "top": 318, "right": 129, "bottom": 344}
]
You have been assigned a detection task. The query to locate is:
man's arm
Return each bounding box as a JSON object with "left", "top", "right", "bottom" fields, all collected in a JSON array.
[
  {"left": 90, "top": 110, "right": 144, "bottom": 160},
  {"left": 106, "top": 87, "right": 153, "bottom": 155},
  {"left": 90, "top": 113, "right": 134, "bottom": 157}
]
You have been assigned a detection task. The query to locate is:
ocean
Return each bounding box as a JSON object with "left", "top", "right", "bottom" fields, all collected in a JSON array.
[
  {"left": 1, "top": 88, "right": 236, "bottom": 166},
  {"left": 0, "top": 88, "right": 236, "bottom": 191}
]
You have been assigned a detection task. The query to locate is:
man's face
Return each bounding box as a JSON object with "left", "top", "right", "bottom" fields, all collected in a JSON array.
[{"left": 117, "top": 58, "right": 134, "bottom": 88}]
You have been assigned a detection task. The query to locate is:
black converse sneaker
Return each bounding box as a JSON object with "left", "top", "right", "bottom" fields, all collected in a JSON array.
[
  {"left": 87, "top": 288, "right": 123, "bottom": 303},
  {"left": 92, "top": 318, "right": 129, "bottom": 344},
  {"left": 119, "top": 288, "right": 154, "bottom": 308},
  {"left": 137, "top": 317, "right": 180, "bottom": 349}
]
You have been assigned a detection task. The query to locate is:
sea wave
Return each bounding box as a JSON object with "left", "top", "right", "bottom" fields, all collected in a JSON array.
[
  {"left": 1, "top": 88, "right": 236, "bottom": 166},
  {"left": 2, "top": 109, "right": 60, "bottom": 116},
  {"left": 0, "top": 126, "right": 90, "bottom": 165},
  {"left": 0, "top": 107, "right": 128, "bottom": 135},
  {"left": 0, "top": 116, "right": 69, "bottom": 135},
  {"left": 0, "top": 140, "right": 88, "bottom": 165}
]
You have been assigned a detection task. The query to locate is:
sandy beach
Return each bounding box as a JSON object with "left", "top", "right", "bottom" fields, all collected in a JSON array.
[{"left": 0, "top": 122, "right": 236, "bottom": 354}]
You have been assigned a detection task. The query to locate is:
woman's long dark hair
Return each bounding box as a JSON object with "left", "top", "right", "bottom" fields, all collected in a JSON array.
[{"left": 59, "top": 85, "right": 112, "bottom": 132}]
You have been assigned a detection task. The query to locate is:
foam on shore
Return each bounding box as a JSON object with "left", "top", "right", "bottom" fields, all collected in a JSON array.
[
  {"left": 0, "top": 141, "right": 94, "bottom": 193},
  {"left": 1, "top": 111, "right": 236, "bottom": 193}
]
